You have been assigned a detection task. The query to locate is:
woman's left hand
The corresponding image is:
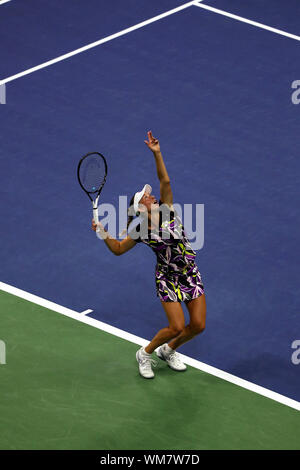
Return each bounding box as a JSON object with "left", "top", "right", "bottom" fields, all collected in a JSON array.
[{"left": 144, "top": 130, "right": 160, "bottom": 153}]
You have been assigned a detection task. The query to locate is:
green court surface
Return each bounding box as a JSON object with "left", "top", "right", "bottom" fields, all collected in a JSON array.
[{"left": 0, "top": 290, "right": 299, "bottom": 450}]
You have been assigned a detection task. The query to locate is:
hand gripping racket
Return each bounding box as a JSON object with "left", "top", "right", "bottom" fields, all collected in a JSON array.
[{"left": 77, "top": 152, "right": 108, "bottom": 231}]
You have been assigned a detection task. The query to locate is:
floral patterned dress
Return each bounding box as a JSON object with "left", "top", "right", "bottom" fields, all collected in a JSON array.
[{"left": 130, "top": 202, "right": 204, "bottom": 302}]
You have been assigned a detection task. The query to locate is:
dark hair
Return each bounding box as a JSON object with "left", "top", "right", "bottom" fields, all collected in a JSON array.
[{"left": 126, "top": 194, "right": 136, "bottom": 230}]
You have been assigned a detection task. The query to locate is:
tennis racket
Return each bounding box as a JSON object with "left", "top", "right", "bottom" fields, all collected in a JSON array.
[{"left": 77, "top": 152, "right": 108, "bottom": 230}]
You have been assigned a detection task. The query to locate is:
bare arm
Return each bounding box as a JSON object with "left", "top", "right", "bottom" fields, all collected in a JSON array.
[
  {"left": 154, "top": 151, "right": 173, "bottom": 206},
  {"left": 92, "top": 220, "right": 137, "bottom": 255},
  {"left": 144, "top": 131, "right": 173, "bottom": 206}
]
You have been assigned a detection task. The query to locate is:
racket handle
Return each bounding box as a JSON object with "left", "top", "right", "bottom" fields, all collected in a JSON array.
[
  {"left": 93, "top": 199, "right": 101, "bottom": 234},
  {"left": 93, "top": 207, "right": 99, "bottom": 224}
]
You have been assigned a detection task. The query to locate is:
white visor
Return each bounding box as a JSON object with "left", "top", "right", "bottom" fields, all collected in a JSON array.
[{"left": 133, "top": 184, "right": 152, "bottom": 214}]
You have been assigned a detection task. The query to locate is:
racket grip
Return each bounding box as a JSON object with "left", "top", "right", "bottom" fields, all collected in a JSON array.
[{"left": 93, "top": 207, "right": 99, "bottom": 224}]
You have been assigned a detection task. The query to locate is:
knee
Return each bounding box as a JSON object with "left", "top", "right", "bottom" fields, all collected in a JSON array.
[
  {"left": 190, "top": 322, "right": 205, "bottom": 335},
  {"left": 169, "top": 324, "right": 185, "bottom": 336}
]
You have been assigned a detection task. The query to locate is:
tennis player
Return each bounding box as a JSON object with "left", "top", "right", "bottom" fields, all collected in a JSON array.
[{"left": 92, "top": 131, "right": 206, "bottom": 379}]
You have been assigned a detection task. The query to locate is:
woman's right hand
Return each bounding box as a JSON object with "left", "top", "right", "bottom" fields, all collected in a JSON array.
[{"left": 92, "top": 219, "right": 104, "bottom": 232}]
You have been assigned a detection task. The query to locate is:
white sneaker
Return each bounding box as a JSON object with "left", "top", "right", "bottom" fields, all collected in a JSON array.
[
  {"left": 136, "top": 347, "right": 157, "bottom": 379},
  {"left": 156, "top": 344, "right": 187, "bottom": 371}
]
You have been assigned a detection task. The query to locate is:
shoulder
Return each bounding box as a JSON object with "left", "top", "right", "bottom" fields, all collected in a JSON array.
[
  {"left": 159, "top": 200, "right": 175, "bottom": 223},
  {"left": 159, "top": 199, "right": 174, "bottom": 212}
]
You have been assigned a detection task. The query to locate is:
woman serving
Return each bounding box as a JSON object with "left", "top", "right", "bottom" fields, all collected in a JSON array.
[{"left": 92, "top": 131, "right": 206, "bottom": 379}]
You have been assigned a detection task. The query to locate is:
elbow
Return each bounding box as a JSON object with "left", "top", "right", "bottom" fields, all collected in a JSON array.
[{"left": 114, "top": 242, "right": 122, "bottom": 256}]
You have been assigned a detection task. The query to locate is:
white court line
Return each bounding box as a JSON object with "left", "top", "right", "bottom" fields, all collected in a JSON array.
[
  {"left": 0, "top": 1, "right": 198, "bottom": 86},
  {"left": 1, "top": 0, "right": 299, "bottom": 86},
  {"left": 0, "top": 280, "right": 299, "bottom": 411},
  {"left": 80, "top": 309, "right": 93, "bottom": 315},
  {"left": 0, "top": 84, "right": 6, "bottom": 104},
  {"left": 194, "top": 1, "right": 300, "bottom": 41},
  {"left": 0, "top": 0, "right": 11, "bottom": 5}
]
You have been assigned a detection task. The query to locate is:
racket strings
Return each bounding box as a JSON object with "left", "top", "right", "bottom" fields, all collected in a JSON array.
[{"left": 79, "top": 155, "right": 106, "bottom": 193}]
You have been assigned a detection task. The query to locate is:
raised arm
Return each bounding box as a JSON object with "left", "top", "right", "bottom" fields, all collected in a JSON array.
[
  {"left": 144, "top": 131, "right": 173, "bottom": 206},
  {"left": 92, "top": 220, "right": 137, "bottom": 255}
]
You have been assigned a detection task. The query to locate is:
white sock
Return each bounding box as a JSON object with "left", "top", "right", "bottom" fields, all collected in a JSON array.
[
  {"left": 164, "top": 344, "right": 174, "bottom": 355},
  {"left": 141, "top": 347, "right": 151, "bottom": 356}
]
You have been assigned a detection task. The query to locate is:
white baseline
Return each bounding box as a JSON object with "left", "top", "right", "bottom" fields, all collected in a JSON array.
[
  {"left": 0, "top": 281, "right": 299, "bottom": 411},
  {"left": 193, "top": 1, "right": 300, "bottom": 42},
  {"left": 0, "top": 1, "right": 198, "bottom": 86},
  {"left": 1, "top": 0, "right": 299, "bottom": 87}
]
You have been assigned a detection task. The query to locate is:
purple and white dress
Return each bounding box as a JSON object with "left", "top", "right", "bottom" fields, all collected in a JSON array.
[{"left": 130, "top": 202, "right": 204, "bottom": 302}]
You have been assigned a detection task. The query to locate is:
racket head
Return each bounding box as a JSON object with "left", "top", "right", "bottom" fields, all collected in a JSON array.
[{"left": 77, "top": 152, "right": 108, "bottom": 201}]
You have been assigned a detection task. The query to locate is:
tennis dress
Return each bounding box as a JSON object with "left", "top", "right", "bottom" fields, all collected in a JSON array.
[{"left": 129, "top": 202, "right": 204, "bottom": 302}]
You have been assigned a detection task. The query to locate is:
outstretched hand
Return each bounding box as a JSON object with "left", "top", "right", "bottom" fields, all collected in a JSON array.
[
  {"left": 91, "top": 219, "right": 107, "bottom": 238},
  {"left": 144, "top": 130, "right": 160, "bottom": 153}
]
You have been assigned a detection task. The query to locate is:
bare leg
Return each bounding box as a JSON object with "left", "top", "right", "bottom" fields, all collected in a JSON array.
[
  {"left": 168, "top": 294, "right": 206, "bottom": 350},
  {"left": 144, "top": 301, "right": 185, "bottom": 354}
]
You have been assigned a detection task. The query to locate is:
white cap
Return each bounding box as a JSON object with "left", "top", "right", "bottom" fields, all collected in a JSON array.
[{"left": 133, "top": 184, "right": 152, "bottom": 214}]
